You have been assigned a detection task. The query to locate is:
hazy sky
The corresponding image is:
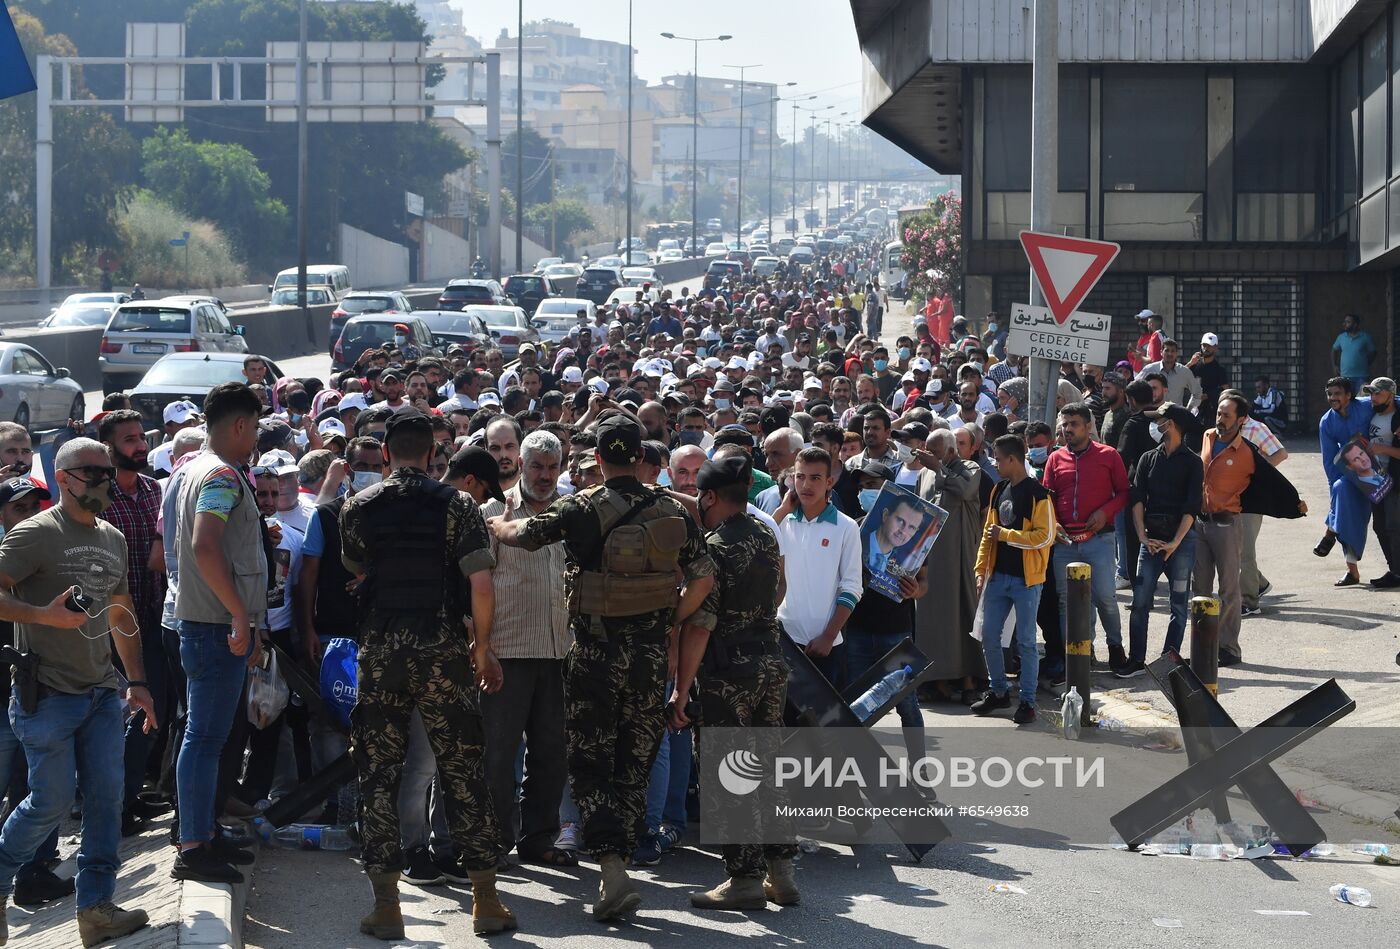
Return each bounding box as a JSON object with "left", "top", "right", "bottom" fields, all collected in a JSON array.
[{"left": 454, "top": 0, "right": 865, "bottom": 116}]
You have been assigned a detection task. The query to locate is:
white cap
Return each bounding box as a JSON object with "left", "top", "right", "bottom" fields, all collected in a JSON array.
[
  {"left": 337, "top": 393, "right": 369, "bottom": 414},
  {"left": 686, "top": 364, "right": 707, "bottom": 379},
  {"left": 704, "top": 357, "right": 724, "bottom": 370},
  {"left": 772, "top": 390, "right": 794, "bottom": 403},
  {"left": 561, "top": 366, "right": 584, "bottom": 384},
  {"left": 478, "top": 391, "right": 502, "bottom": 406},
  {"left": 317, "top": 418, "right": 346, "bottom": 438},
  {"left": 163, "top": 400, "right": 200, "bottom": 426},
  {"left": 802, "top": 376, "right": 823, "bottom": 392},
  {"left": 256, "top": 450, "right": 299, "bottom": 476},
  {"left": 910, "top": 357, "right": 933, "bottom": 373},
  {"left": 726, "top": 355, "right": 747, "bottom": 370},
  {"left": 1200, "top": 332, "right": 1219, "bottom": 347},
  {"left": 901, "top": 371, "right": 917, "bottom": 384},
  {"left": 1136, "top": 309, "right": 1156, "bottom": 320},
  {"left": 588, "top": 377, "right": 609, "bottom": 395}
]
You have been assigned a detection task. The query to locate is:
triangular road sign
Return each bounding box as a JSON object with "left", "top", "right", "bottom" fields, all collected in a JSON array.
[{"left": 1019, "top": 231, "right": 1121, "bottom": 325}]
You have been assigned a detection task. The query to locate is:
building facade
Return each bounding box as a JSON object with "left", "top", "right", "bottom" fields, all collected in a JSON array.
[{"left": 852, "top": 0, "right": 1400, "bottom": 419}]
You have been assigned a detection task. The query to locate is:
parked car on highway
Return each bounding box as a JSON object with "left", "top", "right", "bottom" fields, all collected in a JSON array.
[
  {"left": 502, "top": 273, "right": 564, "bottom": 316},
  {"left": 464, "top": 305, "right": 538, "bottom": 360},
  {"left": 99, "top": 297, "right": 248, "bottom": 394},
  {"left": 787, "top": 244, "right": 816, "bottom": 267},
  {"left": 0, "top": 343, "right": 84, "bottom": 430},
  {"left": 38, "top": 292, "right": 130, "bottom": 329},
  {"left": 326, "top": 290, "right": 414, "bottom": 353},
  {"left": 332, "top": 314, "right": 440, "bottom": 371},
  {"left": 621, "top": 266, "right": 660, "bottom": 288},
  {"left": 703, "top": 259, "right": 744, "bottom": 290},
  {"left": 128, "top": 352, "right": 284, "bottom": 429},
  {"left": 575, "top": 266, "right": 622, "bottom": 305},
  {"left": 416, "top": 310, "right": 493, "bottom": 353},
  {"left": 725, "top": 249, "right": 753, "bottom": 272},
  {"left": 438, "top": 279, "right": 509, "bottom": 310},
  {"left": 593, "top": 255, "right": 627, "bottom": 272},
  {"left": 657, "top": 248, "right": 684, "bottom": 263},
  {"left": 269, "top": 286, "right": 333, "bottom": 307}
]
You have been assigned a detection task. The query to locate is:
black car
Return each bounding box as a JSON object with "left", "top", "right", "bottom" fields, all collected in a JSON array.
[
  {"left": 438, "top": 279, "right": 509, "bottom": 310},
  {"left": 703, "top": 260, "right": 743, "bottom": 290},
  {"left": 128, "top": 352, "right": 284, "bottom": 429},
  {"left": 575, "top": 267, "right": 621, "bottom": 305},
  {"left": 416, "top": 310, "right": 493, "bottom": 353},
  {"left": 332, "top": 314, "right": 441, "bottom": 371},
  {"left": 502, "top": 273, "right": 563, "bottom": 316}
]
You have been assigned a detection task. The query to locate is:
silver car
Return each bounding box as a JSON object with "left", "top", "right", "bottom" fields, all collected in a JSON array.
[
  {"left": 99, "top": 297, "right": 248, "bottom": 393},
  {"left": 462, "top": 305, "right": 538, "bottom": 360},
  {"left": 38, "top": 292, "right": 130, "bottom": 329},
  {"left": 0, "top": 343, "right": 84, "bottom": 430},
  {"left": 533, "top": 298, "right": 596, "bottom": 348}
]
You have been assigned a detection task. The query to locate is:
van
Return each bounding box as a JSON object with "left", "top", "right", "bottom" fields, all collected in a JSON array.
[
  {"left": 269, "top": 265, "right": 351, "bottom": 301},
  {"left": 100, "top": 297, "right": 249, "bottom": 394}
]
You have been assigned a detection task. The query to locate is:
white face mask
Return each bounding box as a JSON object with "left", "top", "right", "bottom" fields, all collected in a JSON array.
[
  {"left": 1149, "top": 423, "right": 1165, "bottom": 443},
  {"left": 394, "top": 335, "right": 407, "bottom": 347},
  {"left": 352, "top": 471, "right": 382, "bottom": 492}
]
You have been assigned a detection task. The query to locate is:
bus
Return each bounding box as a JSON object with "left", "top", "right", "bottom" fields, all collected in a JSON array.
[{"left": 884, "top": 240, "right": 906, "bottom": 298}]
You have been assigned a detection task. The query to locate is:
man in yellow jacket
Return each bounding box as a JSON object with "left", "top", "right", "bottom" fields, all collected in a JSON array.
[{"left": 972, "top": 434, "right": 1057, "bottom": 725}]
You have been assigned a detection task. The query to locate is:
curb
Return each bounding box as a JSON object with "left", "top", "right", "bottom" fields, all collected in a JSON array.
[
  {"left": 1091, "top": 687, "right": 1400, "bottom": 835},
  {"left": 176, "top": 848, "right": 257, "bottom": 949}
]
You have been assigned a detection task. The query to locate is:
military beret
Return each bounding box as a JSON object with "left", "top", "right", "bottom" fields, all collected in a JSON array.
[{"left": 696, "top": 454, "right": 751, "bottom": 493}]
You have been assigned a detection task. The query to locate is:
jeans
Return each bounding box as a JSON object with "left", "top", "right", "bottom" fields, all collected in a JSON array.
[
  {"left": 398, "top": 711, "right": 449, "bottom": 852},
  {"left": 1053, "top": 533, "right": 1122, "bottom": 649},
  {"left": 642, "top": 680, "right": 691, "bottom": 837},
  {"left": 979, "top": 572, "right": 1043, "bottom": 706},
  {"left": 1128, "top": 533, "right": 1197, "bottom": 662},
  {"left": 806, "top": 641, "right": 848, "bottom": 694},
  {"left": 176, "top": 620, "right": 248, "bottom": 845},
  {"left": 845, "top": 627, "right": 925, "bottom": 757},
  {"left": 0, "top": 687, "right": 123, "bottom": 909},
  {"left": 0, "top": 719, "right": 60, "bottom": 882},
  {"left": 1115, "top": 509, "right": 1130, "bottom": 581}
]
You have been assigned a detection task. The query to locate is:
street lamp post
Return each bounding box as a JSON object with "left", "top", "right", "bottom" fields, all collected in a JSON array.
[
  {"left": 795, "top": 102, "right": 832, "bottom": 231},
  {"left": 824, "top": 112, "right": 847, "bottom": 226},
  {"left": 724, "top": 63, "right": 762, "bottom": 245},
  {"left": 661, "top": 32, "right": 731, "bottom": 257},
  {"left": 625, "top": 0, "right": 633, "bottom": 261},
  {"left": 765, "top": 84, "right": 799, "bottom": 238}
]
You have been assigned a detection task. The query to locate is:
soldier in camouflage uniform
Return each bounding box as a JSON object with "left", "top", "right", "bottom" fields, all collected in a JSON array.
[
  {"left": 340, "top": 408, "right": 517, "bottom": 939},
  {"left": 489, "top": 412, "right": 715, "bottom": 921},
  {"left": 667, "top": 455, "right": 799, "bottom": 911}
]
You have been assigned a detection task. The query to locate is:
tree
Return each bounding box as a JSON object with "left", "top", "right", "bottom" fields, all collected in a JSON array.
[
  {"left": 0, "top": 9, "right": 137, "bottom": 282},
  {"left": 502, "top": 128, "right": 553, "bottom": 209},
  {"left": 899, "top": 193, "right": 962, "bottom": 307},
  {"left": 525, "top": 199, "right": 594, "bottom": 246},
  {"left": 140, "top": 127, "right": 289, "bottom": 272}
]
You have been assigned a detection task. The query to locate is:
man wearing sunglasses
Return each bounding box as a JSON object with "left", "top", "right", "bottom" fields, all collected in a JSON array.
[{"left": 0, "top": 438, "right": 156, "bottom": 946}]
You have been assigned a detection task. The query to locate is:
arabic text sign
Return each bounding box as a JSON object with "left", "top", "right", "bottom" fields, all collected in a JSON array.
[{"left": 1007, "top": 303, "right": 1112, "bottom": 365}]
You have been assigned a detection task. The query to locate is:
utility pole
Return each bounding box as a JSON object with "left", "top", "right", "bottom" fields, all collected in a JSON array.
[
  {"left": 725, "top": 63, "right": 761, "bottom": 242},
  {"left": 625, "top": 0, "right": 633, "bottom": 256},
  {"left": 486, "top": 53, "right": 502, "bottom": 278},
  {"left": 791, "top": 101, "right": 797, "bottom": 233},
  {"left": 768, "top": 93, "right": 776, "bottom": 236},
  {"left": 1027, "top": 0, "right": 1059, "bottom": 427},
  {"left": 296, "top": 0, "right": 312, "bottom": 345},
  {"left": 515, "top": 2, "right": 524, "bottom": 274},
  {"left": 660, "top": 32, "right": 730, "bottom": 254}
]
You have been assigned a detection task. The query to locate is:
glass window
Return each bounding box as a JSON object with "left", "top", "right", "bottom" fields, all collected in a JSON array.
[
  {"left": 1234, "top": 67, "right": 1327, "bottom": 193},
  {"left": 982, "top": 67, "right": 1089, "bottom": 192},
  {"left": 1362, "top": 21, "right": 1388, "bottom": 198},
  {"left": 1102, "top": 66, "right": 1207, "bottom": 192},
  {"left": 1336, "top": 48, "right": 1359, "bottom": 213}
]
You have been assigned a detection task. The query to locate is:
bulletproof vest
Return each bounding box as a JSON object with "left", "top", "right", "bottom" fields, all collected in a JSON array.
[
  {"left": 312, "top": 498, "right": 358, "bottom": 636},
  {"left": 575, "top": 486, "right": 685, "bottom": 617},
  {"left": 359, "top": 474, "right": 461, "bottom": 618}
]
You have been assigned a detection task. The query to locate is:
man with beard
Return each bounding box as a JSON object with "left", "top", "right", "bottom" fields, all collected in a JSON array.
[
  {"left": 478, "top": 431, "right": 573, "bottom": 869},
  {"left": 1362, "top": 377, "right": 1400, "bottom": 587},
  {"left": 636, "top": 401, "right": 670, "bottom": 447},
  {"left": 0, "top": 424, "right": 33, "bottom": 481},
  {"left": 98, "top": 410, "right": 168, "bottom": 837},
  {"left": 485, "top": 416, "right": 523, "bottom": 493},
  {"left": 1196, "top": 394, "right": 1254, "bottom": 667}
]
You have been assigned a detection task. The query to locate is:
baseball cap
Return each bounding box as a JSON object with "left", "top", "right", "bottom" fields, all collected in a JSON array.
[
  {"left": 910, "top": 357, "right": 933, "bottom": 373},
  {"left": 317, "top": 417, "right": 347, "bottom": 438},
  {"left": 298, "top": 449, "right": 335, "bottom": 486},
  {"left": 587, "top": 377, "right": 609, "bottom": 395},
  {"left": 0, "top": 478, "right": 49, "bottom": 507},
  {"left": 1200, "top": 332, "right": 1220, "bottom": 347},
  {"left": 595, "top": 414, "right": 643, "bottom": 464},
  {"left": 560, "top": 366, "right": 585, "bottom": 385},
  {"left": 257, "top": 418, "right": 293, "bottom": 453},
  {"left": 858, "top": 460, "right": 896, "bottom": 482},
  {"left": 163, "top": 400, "right": 200, "bottom": 426},
  {"left": 380, "top": 368, "right": 402, "bottom": 384},
  {"left": 446, "top": 445, "right": 506, "bottom": 503},
  {"left": 518, "top": 342, "right": 536, "bottom": 355},
  {"left": 256, "top": 449, "right": 299, "bottom": 477},
  {"left": 1363, "top": 376, "right": 1396, "bottom": 396},
  {"left": 892, "top": 422, "right": 930, "bottom": 445},
  {"left": 337, "top": 393, "right": 369, "bottom": 414},
  {"left": 726, "top": 355, "right": 747, "bottom": 370},
  {"left": 1136, "top": 309, "right": 1156, "bottom": 320},
  {"left": 477, "top": 391, "right": 502, "bottom": 407},
  {"left": 1145, "top": 402, "right": 1197, "bottom": 432}
]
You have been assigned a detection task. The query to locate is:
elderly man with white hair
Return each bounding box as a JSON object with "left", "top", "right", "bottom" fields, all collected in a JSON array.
[
  {"left": 477, "top": 430, "right": 574, "bottom": 868},
  {"left": 754, "top": 428, "right": 803, "bottom": 515}
]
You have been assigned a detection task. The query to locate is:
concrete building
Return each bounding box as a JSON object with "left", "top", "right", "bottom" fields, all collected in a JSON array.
[
  {"left": 851, "top": 0, "right": 1400, "bottom": 418},
  {"left": 491, "top": 19, "right": 634, "bottom": 112},
  {"left": 533, "top": 84, "right": 655, "bottom": 183}
]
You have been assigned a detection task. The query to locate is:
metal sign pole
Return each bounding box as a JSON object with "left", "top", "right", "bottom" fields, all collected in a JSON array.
[{"left": 1027, "top": 0, "right": 1059, "bottom": 427}]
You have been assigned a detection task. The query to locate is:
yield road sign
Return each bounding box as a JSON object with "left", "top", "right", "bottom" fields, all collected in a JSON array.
[{"left": 1019, "top": 231, "right": 1121, "bottom": 325}]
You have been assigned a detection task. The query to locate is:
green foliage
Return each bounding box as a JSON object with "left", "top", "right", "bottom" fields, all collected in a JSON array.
[
  {"left": 0, "top": 9, "right": 137, "bottom": 283},
  {"left": 117, "top": 191, "right": 247, "bottom": 288},
  {"left": 899, "top": 192, "right": 962, "bottom": 307},
  {"left": 503, "top": 128, "right": 554, "bottom": 208},
  {"left": 140, "top": 127, "right": 289, "bottom": 272},
  {"left": 524, "top": 199, "right": 594, "bottom": 245}
]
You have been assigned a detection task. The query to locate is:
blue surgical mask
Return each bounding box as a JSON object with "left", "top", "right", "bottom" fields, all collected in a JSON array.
[
  {"left": 858, "top": 488, "right": 881, "bottom": 512},
  {"left": 898, "top": 347, "right": 911, "bottom": 361},
  {"left": 988, "top": 323, "right": 999, "bottom": 333},
  {"left": 714, "top": 398, "right": 731, "bottom": 411},
  {"left": 874, "top": 359, "right": 888, "bottom": 372},
  {"left": 657, "top": 470, "right": 671, "bottom": 488},
  {"left": 352, "top": 471, "right": 382, "bottom": 492},
  {"left": 1028, "top": 446, "right": 1048, "bottom": 466}
]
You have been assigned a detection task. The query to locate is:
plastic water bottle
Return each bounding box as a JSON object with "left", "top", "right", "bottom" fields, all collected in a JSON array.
[
  {"left": 1060, "top": 687, "right": 1083, "bottom": 740},
  {"left": 1190, "top": 843, "right": 1239, "bottom": 860},
  {"left": 1330, "top": 884, "right": 1373, "bottom": 907},
  {"left": 250, "top": 817, "right": 273, "bottom": 844},
  {"left": 271, "top": 824, "right": 356, "bottom": 851},
  {"left": 1351, "top": 842, "right": 1391, "bottom": 857},
  {"left": 850, "top": 665, "right": 914, "bottom": 722}
]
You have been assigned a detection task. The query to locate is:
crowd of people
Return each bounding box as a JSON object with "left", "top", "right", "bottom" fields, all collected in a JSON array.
[{"left": 0, "top": 235, "right": 1385, "bottom": 942}]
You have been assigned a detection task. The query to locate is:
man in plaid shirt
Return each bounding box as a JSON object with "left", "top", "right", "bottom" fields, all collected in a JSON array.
[{"left": 99, "top": 410, "right": 167, "bottom": 834}]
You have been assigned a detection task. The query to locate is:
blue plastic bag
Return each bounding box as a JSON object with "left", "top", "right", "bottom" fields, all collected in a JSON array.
[{"left": 319, "top": 638, "right": 359, "bottom": 730}]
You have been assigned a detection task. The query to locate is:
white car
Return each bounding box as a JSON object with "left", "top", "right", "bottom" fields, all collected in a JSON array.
[
  {"left": 605, "top": 287, "right": 651, "bottom": 311},
  {"left": 656, "top": 238, "right": 681, "bottom": 253},
  {"left": 704, "top": 242, "right": 729, "bottom": 256},
  {"left": 534, "top": 297, "right": 596, "bottom": 347},
  {"left": 621, "top": 266, "right": 660, "bottom": 287},
  {"left": 594, "top": 255, "right": 626, "bottom": 271},
  {"left": 752, "top": 255, "right": 782, "bottom": 277},
  {"left": 787, "top": 245, "right": 816, "bottom": 266},
  {"left": 533, "top": 257, "right": 564, "bottom": 273},
  {"left": 543, "top": 262, "right": 584, "bottom": 278},
  {"left": 657, "top": 248, "right": 684, "bottom": 262},
  {"left": 750, "top": 229, "right": 770, "bottom": 244}
]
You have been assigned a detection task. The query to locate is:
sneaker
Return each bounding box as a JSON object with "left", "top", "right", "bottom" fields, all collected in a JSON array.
[
  {"left": 170, "top": 847, "right": 242, "bottom": 885},
  {"left": 970, "top": 690, "right": 1011, "bottom": 716},
  {"left": 210, "top": 835, "right": 254, "bottom": 866},
  {"left": 656, "top": 824, "right": 683, "bottom": 852},
  {"left": 554, "top": 822, "right": 581, "bottom": 853},
  {"left": 432, "top": 850, "right": 472, "bottom": 885},
  {"left": 1115, "top": 660, "right": 1147, "bottom": 679},
  {"left": 120, "top": 811, "right": 146, "bottom": 838},
  {"left": 631, "top": 834, "right": 663, "bottom": 867},
  {"left": 1258, "top": 580, "right": 1273, "bottom": 597},
  {"left": 128, "top": 797, "right": 170, "bottom": 820},
  {"left": 1012, "top": 702, "right": 1037, "bottom": 725},
  {"left": 1115, "top": 575, "right": 1132, "bottom": 591},
  {"left": 1241, "top": 604, "right": 1263, "bottom": 617},
  {"left": 1088, "top": 649, "right": 1105, "bottom": 670},
  {"left": 1107, "top": 644, "right": 1128, "bottom": 674},
  {"left": 14, "top": 866, "right": 74, "bottom": 907},
  {"left": 402, "top": 846, "right": 445, "bottom": 887}
]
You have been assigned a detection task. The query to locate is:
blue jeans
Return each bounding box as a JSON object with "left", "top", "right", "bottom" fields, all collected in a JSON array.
[
  {"left": 643, "top": 681, "right": 690, "bottom": 836},
  {"left": 1128, "top": 533, "right": 1197, "bottom": 662},
  {"left": 1115, "top": 510, "right": 1130, "bottom": 580},
  {"left": 0, "top": 687, "right": 123, "bottom": 908},
  {"left": 1053, "top": 532, "right": 1122, "bottom": 649},
  {"left": 980, "top": 572, "right": 1043, "bottom": 706},
  {"left": 176, "top": 620, "right": 248, "bottom": 846}
]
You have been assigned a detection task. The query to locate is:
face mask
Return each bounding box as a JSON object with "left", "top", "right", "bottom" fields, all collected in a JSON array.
[
  {"left": 394, "top": 335, "right": 407, "bottom": 347},
  {"left": 874, "top": 359, "right": 888, "bottom": 372},
  {"left": 898, "top": 347, "right": 910, "bottom": 361},
  {"left": 352, "top": 471, "right": 382, "bottom": 492},
  {"left": 656, "top": 470, "right": 671, "bottom": 488},
  {"left": 858, "top": 488, "right": 881, "bottom": 512},
  {"left": 1149, "top": 423, "right": 1165, "bottom": 443},
  {"left": 677, "top": 430, "right": 704, "bottom": 446},
  {"left": 1027, "top": 446, "right": 1048, "bottom": 466},
  {"left": 988, "top": 323, "right": 999, "bottom": 334},
  {"left": 714, "top": 398, "right": 731, "bottom": 411},
  {"left": 74, "top": 478, "right": 113, "bottom": 515},
  {"left": 288, "top": 413, "right": 302, "bottom": 426}
]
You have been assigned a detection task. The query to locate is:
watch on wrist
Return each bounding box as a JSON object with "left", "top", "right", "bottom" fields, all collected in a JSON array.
[{"left": 127, "top": 680, "right": 148, "bottom": 689}]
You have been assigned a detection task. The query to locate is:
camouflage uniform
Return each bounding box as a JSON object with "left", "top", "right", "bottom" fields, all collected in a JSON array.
[
  {"left": 689, "top": 512, "right": 796, "bottom": 878},
  {"left": 340, "top": 466, "right": 501, "bottom": 875},
  {"left": 516, "top": 476, "right": 714, "bottom": 860}
]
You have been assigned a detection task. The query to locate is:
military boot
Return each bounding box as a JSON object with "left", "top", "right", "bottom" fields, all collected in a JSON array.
[
  {"left": 467, "top": 868, "right": 518, "bottom": 934},
  {"left": 77, "top": 901, "right": 149, "bottom": 947},
  {"left": 359, "top": 871, "right": 405, "bottom": 940},
  {"left": 690, "top": 876, "right": 767, "bottom": 910},
  {"left": 763, "top": 857, "right": 801, "bottom": 906},
  {"left": 593, "top": 853, "right": 642, "bottom": 921}
]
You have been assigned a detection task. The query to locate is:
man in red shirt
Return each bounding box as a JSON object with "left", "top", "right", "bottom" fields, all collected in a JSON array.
[
  {"left": 1128, "top": 310, "right": 1163, "bottom": 374},
  {"left": 1041, "top": 402, "right": 1131, "bottom": 676}
]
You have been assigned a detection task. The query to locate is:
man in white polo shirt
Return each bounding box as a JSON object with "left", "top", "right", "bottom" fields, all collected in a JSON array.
[{"left": 773, "top": 446, "right": 863, "bottom": 690}]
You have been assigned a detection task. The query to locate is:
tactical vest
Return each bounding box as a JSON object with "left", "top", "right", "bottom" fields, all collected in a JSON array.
[
  {"left": 312, "top": 498, "right": 358, "bottom": 637},
  {"left": 359, "top": 475, "right": 463, "bottom": 620},
  {"left": 575, "top": 486, "right": 685, "bottom": 617}
]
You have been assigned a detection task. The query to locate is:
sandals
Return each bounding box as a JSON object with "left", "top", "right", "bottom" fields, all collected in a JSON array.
[
  {"left": 520, "top": 848, "right": 578, "bottom": 868},
  {"left": 1335, "top": 573, "right": 1360, "bottom": 587}
]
